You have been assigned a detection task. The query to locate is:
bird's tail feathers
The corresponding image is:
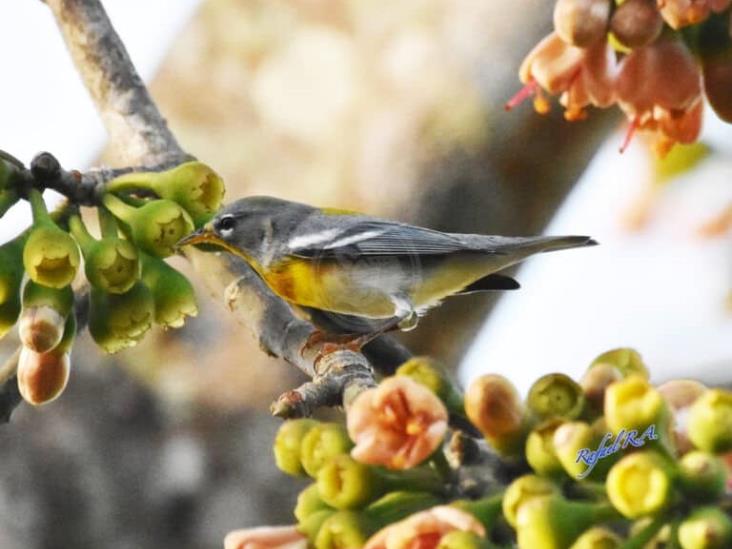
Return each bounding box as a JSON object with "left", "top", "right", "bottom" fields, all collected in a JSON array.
[{"left": 506, "top": 235, "right": 598, "bottom": 255}]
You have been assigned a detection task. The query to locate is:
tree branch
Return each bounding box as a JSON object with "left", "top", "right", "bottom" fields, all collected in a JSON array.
[{"left": 45, "top": 0, "right": 189, "bottom": 167}]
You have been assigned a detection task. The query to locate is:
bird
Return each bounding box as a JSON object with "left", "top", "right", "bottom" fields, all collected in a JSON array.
[{"left": 177, "top": 196, "right": 596, "bottom": 343}]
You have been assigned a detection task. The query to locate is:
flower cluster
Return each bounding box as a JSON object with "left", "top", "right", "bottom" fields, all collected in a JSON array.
[
  {"left": 228, "top": 351, "right": 732, "bottom": 548},
  {"left": 507, "top": 0, "right": 732, "bottom": 156},
  {"left": 0, "top": 157, "right": 225, "bottom": 405}
]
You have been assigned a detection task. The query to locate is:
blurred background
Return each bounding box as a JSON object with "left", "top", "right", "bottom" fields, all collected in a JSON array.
[{"left": 1, "top": 0, "right": 731, "bottom": 547}]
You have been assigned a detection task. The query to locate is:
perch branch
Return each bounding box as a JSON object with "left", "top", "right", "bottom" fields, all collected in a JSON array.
[{"left": 17, "top": 0, "right": 411, "bottom": 419}]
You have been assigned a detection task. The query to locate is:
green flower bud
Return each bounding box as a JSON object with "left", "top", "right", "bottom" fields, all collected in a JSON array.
[
  {"left": 0, "top": 235, "right": 27, "bottom": 338},
  {"left": 465, "top": 374, "right": 531, "bottom": 457},
  {"left": 317, "top": 454, "right": 443, "bottom": 510},
  {"left": 515, "top": 495, "right": 619, "bottom": 549},
  {"left": 688, "top": 389, "right": 732, "bottom": 453},
  {"left": 606, "top": 450, "right": 674, "bottom": 519},
  {"left": 452, "top": 493, "right": 504, "bottom": 532},
  {"left": 678, "top": 507, "right": 732, "bottom": 549},
  {"left": 89, "top": 282, "right": 154, "bottom": 353},
  {"left": 554, "top": 419, "right": 620, "bottom": 481},
  {"left": 23, "top": 190, "right": 80, "bottom": 289},
  {"left": 295, "top": 483, "right": 333, "bottom": 523},
  {"left": 0, "top": 159, "right": 21, "bottom": 217},
  {"left": 527, "top": 373, "right": 585, "bottom": 421},
  {"left": 17, "top": 313, "right": 75, "bottom": 406},
  {"left": 318, "top": 455, "right": 379, "bottom": 509},
  {"left": 141, "top": 253, "right": 197, "bottom": 328},
  {"left": 396, "top": 356, "right": 465, "bottom": 416},
  {"left": 589, "top": 348, "right": 648, "bottom": 379},
  {"left": 68, "top": 214, "right": 140, "bottom": 294},
  {"left": 273, "top": 418, "right": 319, "bottom": 476},
  {"left": 678, "top": 451, "right": 727, "bottom": 502},
  {"left": 299, "top": 509, "right": 335, "bottom": 542},
  {"left": 569, "top": 526, "right": 622, "bottom": 549},
  {"left": 526, "top": 419, "right": 565, "bottom": 478},
  {"left": 628, "top": 516, "right": 670, "bottom": 548},
  {"left": 438, "top": 531, "right": 493, "bottom": 549},
  {"left": 604, "top": 375, "right": 670, "bottom": 439},
  {"left": 300, "top": 422, "right": 353, "bottom": 478},
  {"left": 502, "top": 474, "right": 560, "bottom": 528},
  {"left": 105, "top": 162, "right": 225, "bottom": 227},
  {"left": 315, "top": 511, "right": 373, "bottom": 549},
  {"left": 103, "top": 194, "right": 194, "bottom": 258}
]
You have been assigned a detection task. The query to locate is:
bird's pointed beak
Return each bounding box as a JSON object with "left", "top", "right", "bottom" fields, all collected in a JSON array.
[{"left": 176, "top": 226, "right": 224, "bottom": 249}]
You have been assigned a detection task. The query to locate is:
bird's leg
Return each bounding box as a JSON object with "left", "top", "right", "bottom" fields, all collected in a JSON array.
[{"left": 301, "top": 296, "right": 418, "bottom": 362}]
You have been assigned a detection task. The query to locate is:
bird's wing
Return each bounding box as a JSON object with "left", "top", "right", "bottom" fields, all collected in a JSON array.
[{"left": 288, "top": 219, "right": 501, "bottom": 258}]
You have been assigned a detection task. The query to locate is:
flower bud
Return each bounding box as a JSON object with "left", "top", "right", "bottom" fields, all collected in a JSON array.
[
  {"left": 89, "top": 282, "right": 154, "bottom": 353},
  {"left": 315, "top": 511, "right": 372, "bottom": 549},
  {"left": 396, "top": 356, "right": 465, "bottom": 416},
  {"left": 274, "top": 418, "right": 319, "bottom": 476},
  {"left": 609, "top": 0, "right": 663, "bottom": 49},
  {"left": 659, "top": 0, "right": 711, "bottom": 29},
  {"left": 553, "top": 0, "right": 611, "bottom": 48},
  {"left": 465, "top": 374, "right": 530, "bottom": 457},
  {"left": 678, "top": 451, "right": 727, "bottom": 501},
  {"left": 0, "top": 235, "right": 27, "bottom": 338},
  {"left": 437, "top": 531, "right": 492, "bottom": 549},
  {"left": 23, "top": 225, "right": 80, "bottom": 289},
  {"left": 658, "top": 379, "right": 707, "bottom": 454},
  {"left": 502, "top": 474, "right": 559, "bottom": 528},
  {"left": 553, "top": 420, "right": 615, "bottom": 480},
  {"left": 17, "top": 313, "right": 75, "bottom": 406},
  {"left": 580, "top": 363, "right": 622, "bottom": 415},
  {"left": 103, "top": 194, "right": 194, "bottom": 258},
  {"left": 295, "top": 483, "right": 333, "bottom": 523},
  {"left": 589, "top": 348, "right": 648, "bottom": 379},
  {"left": 317, "top": 455, "right": 379, "bottom": 510},
  {"left": 141, "top": 253, "right": 197, "bottom": 328},
  {"left": 525, "top": 419, "right": 565, "bottom": 477},
  {"left": 105, "top": 162, "right": 225, "bottom": 227},
  {"left": 301, "top": 422, "right": 353, "bottom": 478},
  {"left": 604, "top": 375, "right": 670, "bottom": 438},
  {"left": 688, "top": 389, "right": 732, "bottom": 452},
  {"left": 19, "top": 281, "right": 73, "bottom": 352},
  {"left": 527, "top": 373, "right": 585, "bottom": 421},
  {"left": 298, "top": 509, "right": 334, "bottom": 542},
  {"left": 515, "top": 495, "right": 618, "bottom": 549},
  {"left": 606, "top": 450, "right": 674, "bottom": 518},
  {"left": 678, "top": 507, "right": 732, "bottom": 549},
  {"left": 569, "top": 526, "right": 622, "bottom": 549},
  {"left": 0, "top": 159, "right": 21, "bottom": 217},
  {"left": 224, "top": 525, "right": 308, "bottom": 549}
]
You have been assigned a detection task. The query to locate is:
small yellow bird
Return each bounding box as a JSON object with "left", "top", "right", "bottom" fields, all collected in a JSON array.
[{"left": 178, "top": 196, "right": 596, "bottom": 339}]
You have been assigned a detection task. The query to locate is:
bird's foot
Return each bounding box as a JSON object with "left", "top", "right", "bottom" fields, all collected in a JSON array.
[{"left": 301, "top": 331, "right": 372, "bottom": 361}]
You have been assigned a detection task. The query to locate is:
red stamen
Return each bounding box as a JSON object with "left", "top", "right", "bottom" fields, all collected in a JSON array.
[
  {"left": 619, "top": 117, "right": 640, "bottom": 154},
  {"left": 505, "top": 80, "right": 538, "bottom": 111}
]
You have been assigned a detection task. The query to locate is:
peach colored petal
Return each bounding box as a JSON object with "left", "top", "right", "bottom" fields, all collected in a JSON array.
[
  {"left": 347, "top": 377, "right": 448, "bottom": 470},
  {"left": 364, "top": 506, "right": 485, "bottom": 549},
  {"left": 224, "top": 525, "right": 307, "bottom": 549},
  {"left": 519, "top": 32, "right": 585, "bottom": 94},
  {"left": 659, "top": 0, "right": 710, "bottom": 28}
]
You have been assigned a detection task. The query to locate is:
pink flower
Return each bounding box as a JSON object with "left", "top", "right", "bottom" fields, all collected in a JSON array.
[
  {"left": 364, "top": 506, "right": 485, "bottom": 549},
  {"left": 223, "top": 526, "right": 307, "bottom": 549},
  {"left": 615, "top": 36, "right": 702, "bottom": 154},
  {"left": 507, "top": 32, "right": 617, "bottom": 120},
  {"left": 347, "top": 376, "right": 448, "bottom": 470}
]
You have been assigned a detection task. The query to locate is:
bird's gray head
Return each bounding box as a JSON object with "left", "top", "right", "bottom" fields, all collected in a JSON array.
[{"left": 177, "top": 196, "right": 314, "bottom": 266}]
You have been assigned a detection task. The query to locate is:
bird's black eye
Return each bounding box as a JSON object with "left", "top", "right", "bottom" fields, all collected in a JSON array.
[{"left": 217, "top": 215, "right": 236, "bottom": 232}]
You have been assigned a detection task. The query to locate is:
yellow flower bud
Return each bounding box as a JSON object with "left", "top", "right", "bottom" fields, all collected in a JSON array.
[
  {"left": 678, "top": 507, "right": 732, "bottom": 549},
  {"left": 502, "top": 474, "right": 559, "bottom": 528},
  {"left": 105, "top": 162, "right": 225, "bottom": 227},
  {"left": 526, "top": 419, "right": 565, "bottom": 477},
  {"left": 688, "top": 389, "right": 732, "bottom": 452},
  {"left": 141, "top": 253, "right": 197, "bottom": 328},
  {"left": 527, "top": 373, "right": 585, "bottom": 421},
  {"left": 569, "top": 526, "right": 622, "bottom": 549},
  {"left": 606, "top": 450, "right": 674, "bottom": 519},
  {"left": 89, "top": 282, "right": 154, "bottom": 353},
  {"left": 0, "top": 235, "right": 26, "bottom": 338},
  {"left": 103, "top": 194, "right": 194, "bottom": 258},
  {"left": 589, "top": 348, "right": 648, "bottom": 379}
]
